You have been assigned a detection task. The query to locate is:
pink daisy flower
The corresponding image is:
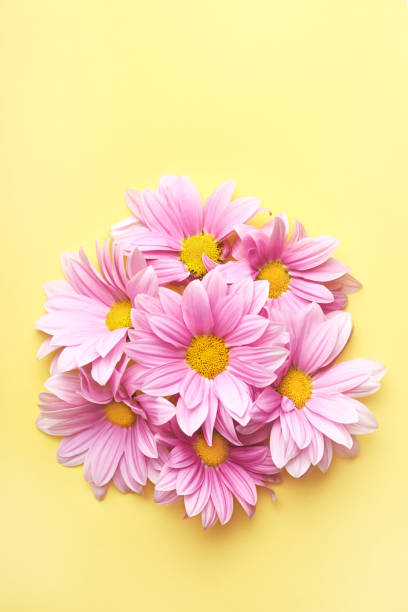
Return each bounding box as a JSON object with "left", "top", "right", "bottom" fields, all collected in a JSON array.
[
  {"left": 154, "top": 423, "right": 280, "bottom": 529},
  {"left": 210, "top": 214, "right": 361, "bottom": 312},
  {"left": 36, "top": 362, "right": 174, "bottom": 499},
  {"left": 124, "top": 270, "right": 288, "bottom": 443},
  {"left": 110, "top": 174, "right": 261, "bottom": 284},
  {"left": 245, "top": 304, "right": 384, "bottom": 477},
  {"left": 36, "top": 240, "right": 158, "bottom": 385}
]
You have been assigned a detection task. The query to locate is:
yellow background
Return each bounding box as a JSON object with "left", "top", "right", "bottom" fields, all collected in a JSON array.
[{"left": 1, "top": 1, "right": 407, "bottom": 610}]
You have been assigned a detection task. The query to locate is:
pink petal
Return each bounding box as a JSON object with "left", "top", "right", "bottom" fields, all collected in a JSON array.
[
  {"left": 285, "top": 451, "right": 311, "bottom": 478},
  {"left": 283, "top": 236, "right": 339, "bottom": 270},
  {"left": 312, "top": 360, "right": 371, "bottom": 394},
  {"left": 291, "top": 257, "right": 349, "bottom": 281},
  {"left": 184, "top": 469, "right": 211, "bottom": 516},
  {"left": 180, "top": 370, "right": 210, "bottom": 408},
  {"left": 148, "top": 314, "right": 191, "bottom": 348},
  {"left": 290, "top": 278, "right": 334, "bottom": 304},
  {"left": 44, "top": 371, "right": 82, "bottom": 404},
  {"left": 150, "top": 256, "right": 190, "bottom": 284},
  {"left": 176, "top": 462, "right": 204, "bottom": 495},
  {"left": 176, "top": 397, "right": 208, "bottom": 436},
  {"left": 304, "top": 409, "right": 353, "bottom": 448},
  {"left": 85, "top": 424, "right": 126, "bottom": 486},
  {"left": 201, "top": 498, "right": 218, "bottom": 529},
  {"left": 139, "top": 360, "right": 189, "bottom": 395},
  {"left": 348, "top": 402, "right": 378, "bottom": 434},
  {"left": 135, "top": 418, "right": 158, "bottom": 458},
  {"left": 182, "top": 280, "right": 214, "bottom": 335},
  {"left": 136, "top": 394, "right": 176, "bottom": 426},
  {"left": 208, "top": 468, "right": 234, "bottom": 525},
  {"left": 269, "top": 419, "right": 298, "bottom": 469},
  {"left": 306, "top": 394, "right": 359, "bottom": 424},
  {"left": 213, "top": 371, "right": 251, "bottom": 421},
  {"left": 224, "top": 314, "right": 268, "bottom": 346},
  {"left": 220, "top": 461, "right": 257, "bottom": 505},
  {"left": 202, "top": 181, "right": 236, "bottom": 236},
  {"left": 160, "top": 175, "right": 203, "bottom": 237},
  {"left": 282, "top": 409, "right": 312, "bottom": 449}
]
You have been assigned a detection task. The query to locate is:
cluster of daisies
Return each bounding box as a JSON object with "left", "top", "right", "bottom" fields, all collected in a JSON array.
[{"left": 36, "top": 175, "right": 384, "bottom": 529}]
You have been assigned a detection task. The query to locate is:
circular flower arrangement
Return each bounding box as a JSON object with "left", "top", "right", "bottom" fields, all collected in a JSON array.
[{"left": 36, "top": 175, "right": 384, "bottom": 529}]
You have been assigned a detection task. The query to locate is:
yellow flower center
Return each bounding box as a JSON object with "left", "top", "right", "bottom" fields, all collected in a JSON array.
[
  {"left": 179, "top": 233, "right": 222, "bottom": 277},
  {"left": 185, "top": 334, "right": 229, "bottom": 379},
  {"left": 256, "top": 260, "right": 290, "bottom": 299},
  {"left": 277, "top": 367, "right": 313, "bottom": 409},
  {"left": 105, "top": 402, "right": 137, "bottom": 427},
  {"left": 194, "top": 432, "right": 229, "bottom": 467},
  {"left": 105, "top": 299, "right": 132, "bottom": 331}
]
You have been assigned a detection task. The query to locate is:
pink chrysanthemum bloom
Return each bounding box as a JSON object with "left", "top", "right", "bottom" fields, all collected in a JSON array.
[
  {"left": 243, "top": 304, "right": 384, "bottom": 477},
  {"left": 154, "top": 423, "right": 280, "bottom": 529},
  {"left": 124, "top": 270, "right": 288, "bottom": 443},
  {"left": 36, "top": 240, "right": 158, "bottom": 385},
  {"left": 209, "top": 214, "right": 361, "bottom": 312},
  {"left": 36, "top": 362, "right": 174, "bottom": 499},
  {"left": 111, "top": 175, "right": 261, "bottom": 284}
]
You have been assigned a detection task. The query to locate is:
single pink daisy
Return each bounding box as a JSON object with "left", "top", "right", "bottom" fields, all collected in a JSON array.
[
  {"left": 243, "top": 304, "right": 384, "bottom": 477},
  {"left": 36, "top": 240, "right": 159, "bottom": 385},
  {"left": 154, "top": 423, "right": 280, "bottom": 529},
  {"left": 36, "top": 362, "right": 174, "bottom": 499},
  {"left": 208, "top": 214, "right": 361, "bottom": 312},
  {"left": 111, "top": 175, "right": 261, "bottom": 284},
  {"left": 124, "top": 270, "right": 288, "bottom": 443}
]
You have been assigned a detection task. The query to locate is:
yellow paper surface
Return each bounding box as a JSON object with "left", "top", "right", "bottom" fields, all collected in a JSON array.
[{"left": 1, "top": 1, "right": 407, "bottom": 610}]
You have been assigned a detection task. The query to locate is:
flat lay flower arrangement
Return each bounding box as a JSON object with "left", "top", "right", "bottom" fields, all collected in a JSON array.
[{"left": 36, "top": 175, "right": 384, "bottom": 529}]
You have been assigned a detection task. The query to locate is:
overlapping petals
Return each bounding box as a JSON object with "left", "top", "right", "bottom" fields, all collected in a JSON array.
[
  {"left": 244, "top": 304, "right": 385, "bottom": 477},
  {"left": 36, "top": 175, "right": 384, "bottom": 528},
  {"left": 111, "top": 175, "right": 261, "bottom": 283},
  {"left": 213, "top": 214, "right": 361, "bottom": 312},
  {"left": 37, "top": 362, "right": 174, "bottom": 499},
  {"left": 124, "top": 269, "right": 288, "bottom": 442},
  {"left": 36, "top": 240, "right": 158, "bottom": 385},
  {"left": 154, "top": 423, "right": 280, "bottom": 529}
]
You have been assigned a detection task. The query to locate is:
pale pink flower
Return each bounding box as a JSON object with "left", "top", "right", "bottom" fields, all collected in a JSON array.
[
  {"left": 244, "top": 304, "right": 384, "bottom": 477},
  {"left": 111, "top": 175, "right": 261, "bottom": 284},
  {"left": 36, "top": 240, "right": 158, "bottom": 385},
  {"left": 154, "top": 422, "right": 280, "bottom": 529},
  {"left": 36, "top": 363, "right": 174, "bottom": 499},
  {"left": 210, "top": 214, "right": 361, "bottom": 312},
  {"left": 124, "top": 270, "right": 288, "bottom": 443}
]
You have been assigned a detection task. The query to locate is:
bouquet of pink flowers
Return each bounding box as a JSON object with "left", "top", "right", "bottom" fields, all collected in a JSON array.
[{"left": 36, "top": 176, "right": 384, "bottom": 528}]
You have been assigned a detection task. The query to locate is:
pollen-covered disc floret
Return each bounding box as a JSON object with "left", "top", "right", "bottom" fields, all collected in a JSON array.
[
  {"left": 256, "top": 260, "right": 290, "bottom": 299},
  {"left": 180, "top": 233, "right": 222, "bottom": 277},
  {"left": 194, "top": 432, "right": 229, "bottom": 466},
  {"left": 277, "top": 367, "right": 312, "bottom": 408},
  {"left": 105, "top": 401, "right": 137, "bottom": 427},
  {"left": 105, "top": 299, "right": 133, "bottom": 331},
  {"left": 185, "top": 334, "right": 229, "bottom": 378}
]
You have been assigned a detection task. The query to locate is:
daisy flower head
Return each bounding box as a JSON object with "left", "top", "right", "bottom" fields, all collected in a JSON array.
[
  {"left": 36, "top": 240, "right": 159, "bottom": 385},
  {"left": 246, "top": 303, "right": 384, "bottom": 477},
  {"left": 154, "top": 422, "right": 280, "bottom": 529},
  {"left": 110, "top": 175, "right": 261, "bottom": 284},
  {"left": 124, "top": 269, "right": 288, "bottom": 443},
  {"left": 36, "top": 362, "right": 174, "bottom": 499},
  {"left": 214, "top": 213, "right": 361, "bottom": 312}
]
